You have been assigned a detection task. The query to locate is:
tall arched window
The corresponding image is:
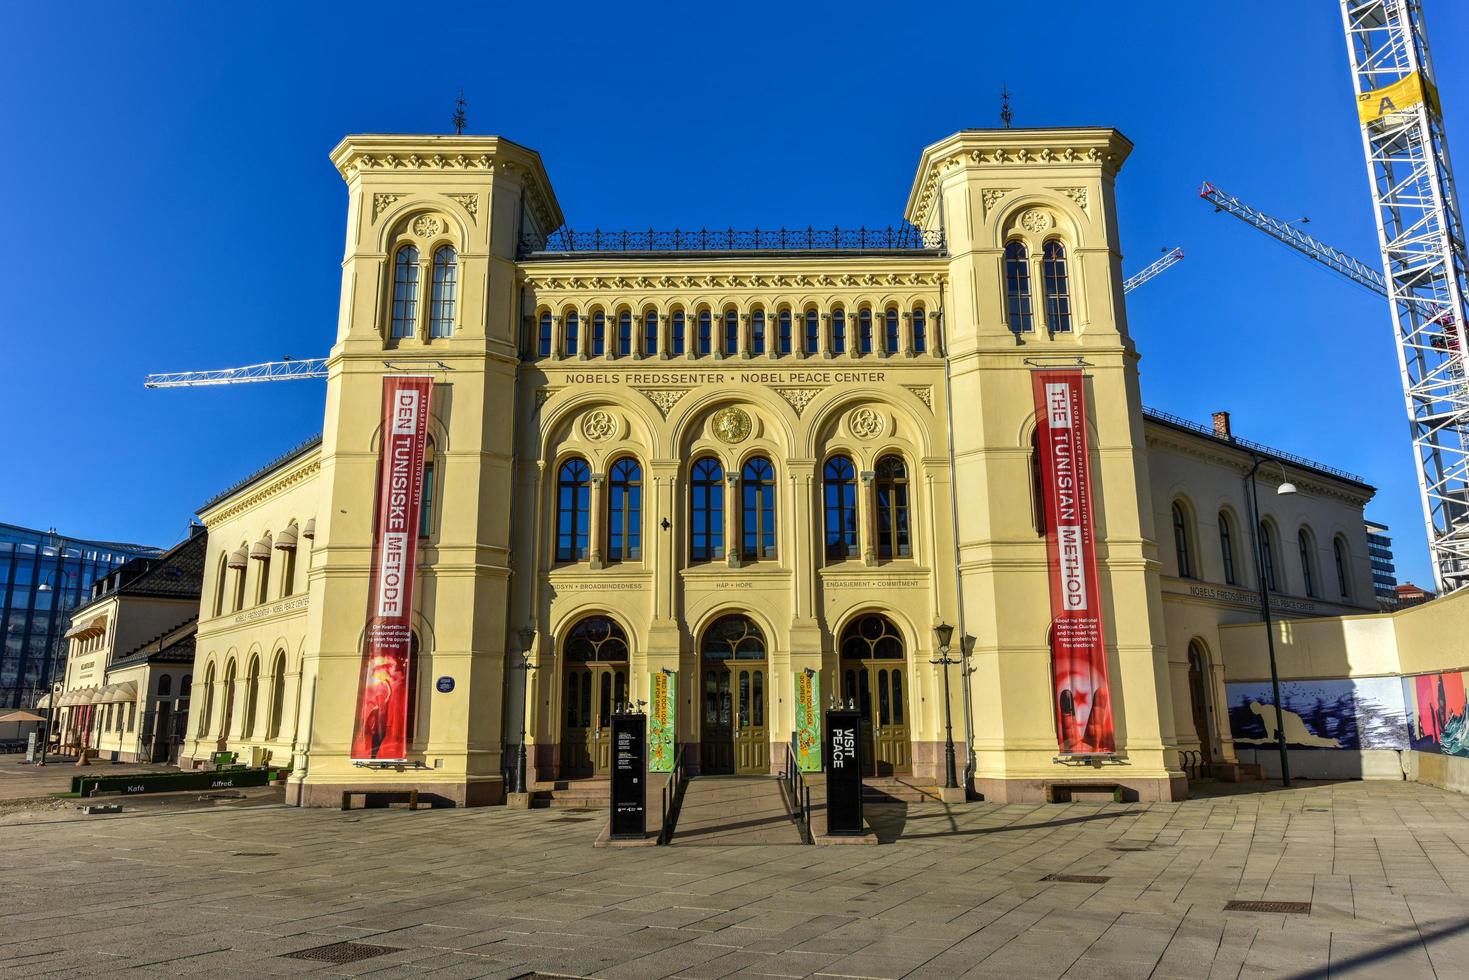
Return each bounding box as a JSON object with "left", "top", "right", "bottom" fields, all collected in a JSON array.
[
  {"left": 643, "top": 310, "right": 658, "bottom": 356},
  {"left": 1219, "top": 511, "right": 1238, "bottom": 585},
  {"left": 1005, "top": 241, "right": 1033, "bottom": 333},
  {"left": 617, "top": 310, "right": 633, "bottom": 356},
  {"left": 1334, "top": 538, "right": 1350, "bottom": 598},
  {"left": 701, "top": 615, "right": 766, "bottom": 660},
  {"left": 566, "top": 616, "right": 629, "bottom": 661},
  {"left": 875, "top": 455, "right": 911, "bottom": 559},
  {"left": 912, "top": 309, "right": 927, "bottom": 353},
  {"left": 1172, "top": 502, "right": 1193, "bottom": 578},
  {"left": 858, "top": 309, "right": 873, "bottom": 354},
  {"left": 390, "top": 245, "right": 420, "bottom": 339},
  {"left": 158, "top": 674, "right": 172, "bottom": 697},
  {"left": 608, "top": 457, "right": 642, "bottom": 563},
  {"left": 198, "top": 664, "right": 214, "bottom": 736},
  {"left": 751, "top": 309, "right": 766, "bottom": 354},
  {"left": 671, "top": 310, "right": 686, "bottom": 355},
  {"left": 1042, "top": 240, "right": 1072, "bottom": 333},
  {"left": 884, "top": 308, "right": 900, "bottom": 354},
  {"left": 742, "top": 457, "right": 776, "bottom": 560},
  {"left": 591, "top": 311, "right": 606, "bottom": 356},
  {"left": 824, "top": 455, "right": 859, "bottom": 561},
  {"left": 221, "top": 659, "right": 237, "bottom": 736},
  {"left": 724, "top": 309, "right": 739, "bottom": 355},
  {"left": 1030, "top": 430, "right": 1046, "bottom": 536},
  {"left": 213, "top": 553, "right": 227, "bottom": 617},
  {"left": 556, "top": 458, "right": 592, "bottom": 562},
  {"left": 778, "top": 310, "right": 792, "bottom": 354},
  {"left": 538, "top": 312, "right": 552, "bottom": 358},
  {"left": 832, "top": 309, "right": 847, "bottom": 354},
  {"left": 243, "top": 656, "right": 261, "bottom": 737},
  {"left": 232, "top": 549, "right": 246, "bottom": 612},
  {"left": 1260, "top": 521, "right": 1279, "bottom": 592},
  {"left": 563, "top": 311, "right": 579, "bottom": 357},
  {"left": 1298, "top": 528, "right": 1318, "bottom": 597},
  {"left": 419, "top": 441, "right": 436, "bottom": 538},
  {"left": 690, "top": 457, "right": 725, "bottom": 562},
  {"left": 267, "top": 651, "right": 286, "bottom": 740},
  {"left": 429, "top": 245, "right": 457, "bottom": 337},
  {"left": 697, "top": 310, "right": 712, "bottom": 355},
  {"left": 805, "top": 310, "right": 820, "bottom": 355}
]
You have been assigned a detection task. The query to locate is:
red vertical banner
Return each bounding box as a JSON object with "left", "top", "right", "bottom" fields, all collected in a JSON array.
[
  {"left": 350, "top": 376, "right": 434, "bottom": 762},
  {"left": 1032, "top": 370, "right": 1116, "bottom": 754}
]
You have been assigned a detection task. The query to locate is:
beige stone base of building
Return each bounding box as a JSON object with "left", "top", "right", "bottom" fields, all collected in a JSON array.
[
  {"left": 973, "top": 772, "right": 1187, "bottom": 804},
  {"left": 286, "top": 776, "right": 506, "bottom": 808}
]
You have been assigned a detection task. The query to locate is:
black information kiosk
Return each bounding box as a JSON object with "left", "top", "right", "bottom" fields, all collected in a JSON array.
[
  {"left": 610, "top": 712, "right": 647, "bottom": 840},
  {"left": 825, "top": 708, "right": 863, "bottom": 836}
]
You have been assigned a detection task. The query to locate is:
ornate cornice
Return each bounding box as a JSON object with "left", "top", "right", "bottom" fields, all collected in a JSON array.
[
  {"left": 202, "top": 456, "right": 322, "bottom": 529},
  {"left": 521, "top": 270, "right": 947, "bottom": 293}
]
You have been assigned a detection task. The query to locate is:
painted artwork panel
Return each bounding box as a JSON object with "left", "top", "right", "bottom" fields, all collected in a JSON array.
[
  {"left": 1402, "top": 670, "right": 1469, "bottom": 757},
  {"left": 1226, "top": 677, "right": 1408, "bottom": 750},
  {"left": 648, "top": 671, "right": 675, "bottom": 773}
]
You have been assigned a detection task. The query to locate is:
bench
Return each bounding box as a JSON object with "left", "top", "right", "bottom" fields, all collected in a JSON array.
[
  {"left": 1046, "top": 782, "right": 1124, "bottom": 804},
  {"left": 340, "top": 788, "right": 420, "bottom": 811}
]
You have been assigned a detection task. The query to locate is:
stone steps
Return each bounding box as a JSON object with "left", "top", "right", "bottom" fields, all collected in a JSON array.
[{"left": 862, "top": 777, "right": 945, "bottom": 803}]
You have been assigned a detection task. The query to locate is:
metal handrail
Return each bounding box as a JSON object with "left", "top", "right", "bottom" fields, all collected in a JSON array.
[
  {"left": 783, "top": 743, "right": 812, "bottom": 842},
  {"left": 659, "top": 742, "right": 686, "bottom": 844},
  {"left": 1142, "top": 407, "right": 1367, "bottom": 485}
]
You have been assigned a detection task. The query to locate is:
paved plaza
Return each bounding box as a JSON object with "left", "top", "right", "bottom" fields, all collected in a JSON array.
[{"left": 5, "top": 780, "right": 1469, "bottom": 978}]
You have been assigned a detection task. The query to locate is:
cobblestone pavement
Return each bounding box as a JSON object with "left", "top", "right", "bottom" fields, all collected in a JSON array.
[{"left": 5, "top": 780, "right": 1469, "bottom": 978}]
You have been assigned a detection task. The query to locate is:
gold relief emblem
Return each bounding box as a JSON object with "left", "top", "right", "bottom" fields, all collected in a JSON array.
[
  {"left": 849, "top": 407, "right": 884, "bottom": 440},
  {"left": 582, "top": 410, "right": 617, "bottom": 441},
  {"left": 711, "top": 407, "right": 752, "bottom": 444}
]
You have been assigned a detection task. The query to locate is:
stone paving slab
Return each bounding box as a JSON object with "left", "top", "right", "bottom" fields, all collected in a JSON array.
[{"left": 6, "top": 780, "right": 1469, "bottom": 977}]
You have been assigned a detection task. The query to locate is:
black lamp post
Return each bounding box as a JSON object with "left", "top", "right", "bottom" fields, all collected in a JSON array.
[
  {"left": 1247, "top": 454, "right": 1297, "bottom": 788},
  {"left": 514, "top": 627, "right": 537, "bottom": 795},
  {"left": 931, "top": 622, "right": 959, "bottom": 791}
]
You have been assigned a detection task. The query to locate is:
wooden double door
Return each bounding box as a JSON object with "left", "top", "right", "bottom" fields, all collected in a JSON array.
[
  {"left": 701, "top": 662, "right": 769, "bottom": 775},
  {"left": 841, "top": 661, "right": 911, "bottom": 776},
  {"left": 561, "top": 663, "right": 628, "bottom": 777}
]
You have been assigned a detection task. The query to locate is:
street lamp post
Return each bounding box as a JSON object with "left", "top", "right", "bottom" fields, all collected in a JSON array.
[
  {"left": 515, "top": 627, "right": 537, "bottom": 795},
  {"left": 1247, "top": 454, "right": 1297, "bottom": 788},
  {"left": 931, "top": 622, "right": 959, "bottom": 791}
]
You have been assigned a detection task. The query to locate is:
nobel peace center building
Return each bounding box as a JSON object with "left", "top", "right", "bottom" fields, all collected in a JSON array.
[{"left": 174, "top": 127, "right": 1382, "bottom": 806}]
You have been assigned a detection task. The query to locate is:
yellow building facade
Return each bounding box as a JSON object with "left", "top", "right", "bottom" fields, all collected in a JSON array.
[{"left": 179, "top": 127, "right": 1381, "bottom": 806}]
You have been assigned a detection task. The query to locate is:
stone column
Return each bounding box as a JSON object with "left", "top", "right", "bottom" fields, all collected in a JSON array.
[
  {"left": 633, "top": 314, "right": 645, "bottom": 360},
  {"left": 588, "top": 473, "right": 606, "bottom": 569},
  {"left": 860, "top": 467, "right": 878, "bottom": 567},
  {"left": 902, "top": 311, "right": 915, "bottom": 357},
  {"left": 740, "top": 313, "right": 752, "bottom": 359},
  {"left": 725, "top": 471, "right": 741, "bottom": 567}
]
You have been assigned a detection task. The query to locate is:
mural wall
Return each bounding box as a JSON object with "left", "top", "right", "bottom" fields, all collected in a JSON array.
[
  {"left": 1226, "top": 677, "right": 1408, "bottom": 750},
  {"left": 1402, "top": 670, "right": 1469, "bottom": 757}
]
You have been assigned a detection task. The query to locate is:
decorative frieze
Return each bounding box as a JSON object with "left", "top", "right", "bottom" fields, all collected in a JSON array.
[
  {"left": 775, "top": 387, "right": 822, "bottom": 417},
  {"left": 638, "top": 388, "right": 691, "bottom": 418},
  {"left": 902, "top": 384, "right": 934, "bottom": 411}
]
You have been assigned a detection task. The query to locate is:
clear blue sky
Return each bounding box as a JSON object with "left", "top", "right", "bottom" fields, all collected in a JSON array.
[{"left": 3, "top": 1, "right": 1466, "bottom": 586}]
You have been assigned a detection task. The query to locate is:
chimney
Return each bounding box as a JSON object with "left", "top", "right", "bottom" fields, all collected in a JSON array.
[{"left": 1212, "top": 411, "right": 1232, "bottom": 440}]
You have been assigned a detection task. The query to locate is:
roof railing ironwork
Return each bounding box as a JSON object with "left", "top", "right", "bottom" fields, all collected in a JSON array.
[
  {"left": 197, "top": 434, "right": 324, "bottom": 514},
  {"left": 519, "top": 225, "right": 945, "bottom": 258},
  {"left": 1143, "top": 407, "right": 1366, "bottom": 485}
]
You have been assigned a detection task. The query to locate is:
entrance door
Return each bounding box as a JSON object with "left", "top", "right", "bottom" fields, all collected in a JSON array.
[
  {"left": 1187, "top": 643, "right": 1215, "bottom": 767},
  {"left": 838, "top": 615, "right": 911, "bottom": 776},
  {"left": 699, "top": 615, "right": 769, "bottom": 776},
  {"left": 701, "top": 666, "right": 734, "bottom": 775},
  {"left": 733, "top": 663, "right": 768, "bottom": 774},
  {"left": 561, "top": 664, "right": 626, "bottom": 777}
]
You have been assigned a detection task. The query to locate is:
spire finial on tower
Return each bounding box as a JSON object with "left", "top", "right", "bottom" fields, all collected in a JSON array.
[
  {"left": 999, "top": 82, "right": 1013, "bottom": 129},
  {"left": 452, "top": 90, "right": 467, "bottom": 135}
]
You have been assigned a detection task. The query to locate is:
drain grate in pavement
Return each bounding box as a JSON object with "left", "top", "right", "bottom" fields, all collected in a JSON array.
[
  {"left": 1224, "top": 900, "right": 1311, "bottom": 914},
  {"left": 1043, "top": 873, "right": 1112, "bottom": 884},
  {"left": 283, "top": 941, "right": 401, "bottom": 963}
]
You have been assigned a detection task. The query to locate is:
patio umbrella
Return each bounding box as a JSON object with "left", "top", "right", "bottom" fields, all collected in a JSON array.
[{"left": 0, "top": 710, "right": 46, "bottom": 723}]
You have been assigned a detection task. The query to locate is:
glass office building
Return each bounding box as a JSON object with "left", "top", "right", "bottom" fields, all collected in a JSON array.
[
  {"left": 1365, "top": 520, "right": 1398, "bottom": 609},
  {"left": 0, "top": 523, "right": 160, "bottom": 710}
]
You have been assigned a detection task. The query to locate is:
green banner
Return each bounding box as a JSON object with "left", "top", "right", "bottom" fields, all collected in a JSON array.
[
  {"left": 649, "top": 671, "right": 675, "bottom": 772},
  {"left": 795, "top": 671, "right": 821, "bottom": 771}
]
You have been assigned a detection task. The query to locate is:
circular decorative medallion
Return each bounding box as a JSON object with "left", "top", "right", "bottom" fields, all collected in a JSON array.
[
  {"left": 412, "top": 215, "right": 443, "bottom": 238},
  {"left": 582, "top": 410, "right": 616, "bottom": 441},
  {"left": 1020, "top": 209, "right": 1052, "bottom": 234},
  {"left": 849, "top": 407, "right": 884, "bottom": 439},
  {"left": 711, "top": 407, "right": 752, "bottom": 444}
]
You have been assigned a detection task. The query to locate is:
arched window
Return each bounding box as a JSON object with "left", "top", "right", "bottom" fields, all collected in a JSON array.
[
  {"left": 805, "top": 310, "right": 820, "bottom": 355},
  {"left": 643, "top": 310, "right": 658, "bottom": 356},
  {"left": 213, "top": 553, "right": 227, "bottom": 617},
  {"left": 858, "top": 309, "right": 873, "bottom": 353},
  {"left": 701, "top": 615, "right": 766, "bottom": 660},
  {"left": 840, "top": 614, "right": 904, "bottom": 660},
  {"left": 1005, "top": 241, "right": 1033, "bottom": 333},
  {"left": 1260, "top": 521, "right": 1279, "bottom": 592},
  {"left": 1334, "top": 538, "right": 1350, "bottom": 598},
  {"left": 267, "top": 651, "right": 287, "bottom": 739},
  {"left": 419, "top": 441, "right": 436, "bottom": 538},
  {"left": 1219, "top": 512, "right": 1238, "bottom": 585},
  {"left": 538, "top": 312, "right": 552, "bottom": 358},
  {"left": 221, "top": 659, "right": 237, "bottom": 735},
  {"left": 724, "top": 309, "right": 739, "bottom": 355},
  {"left": 671, "top": 310, "right": 686, "bottom": 354},
  {"left": 180, "top": 674, "right": 192, "bottom": 698},
  {"left": 1172, "top": 502, "right": 1193, "bottom": 578},
  {"left": 243, "top": 656, "right": 261, "bottom": 737},
  {"left": 591, "top": 311, "right": 606, "bottom": 356},
  {"left": 913, "top": 309, "right": 927, "bottom": 353},
  {"left": 690, "top": 457, "right": 725, "bottom": 562},
  {"left": 697, "top": 310, "right": 712, "bottom": 355},
  {"left": 875, "top": 455, "right": 911, "bottom": 559},
  {"left": 429, "top": 245, "right": 457, "bottom": 337},
  {"left": 884, "top": 308, "right": 900, "bottom": 354},
  {"left": 157, "top": 674, "right": 172, "bottom": 697},
  {"left": 824, "top": 455, "right": 859, "bottom": 561},
  {"left": 390, "top": 245, "right": 420, "bottom": 339},
  {"left": 831, "top": 309, "right": 847, "bottom": 354},
  {"left": 742, "top": 456, "right": 776, "bottom": 560},
  {"left": 563, "top": 311, "right": 579, "bottom": 357},
  {"left": 778, "top": 310, "right": 793, "bottom": 354},
  {"left": 751, "top": 309, "right": 766, "bottom": 354},
  {"left": 1299, "top": 528, "right": 1318, "bottom": 597},
  {"left": 1042, "top": 240, "right": 1072, "bottom": 333},
  {"left": 1030, "top": 430, "right": 1046, "bottom": 536},
  {"left": 617, "top": 310, "right": 633, "bottom": 356},
  {"left": 198, "top": 664, "right": 215, "bottom": 736},
  {"left": 555, "top": 458, "right": 592, "bottom": 562},
  {"left": 608, "top": 457, "right": 642, "bottom": 562},
  {"left": 254, "top": 538, "right": 272, "bottom": 605},
  {"left": 565, "top": 616, "right": 629, "bottom": 661},
  {"left": 232, "top": 549, "right": 246, "bottom": 612}
]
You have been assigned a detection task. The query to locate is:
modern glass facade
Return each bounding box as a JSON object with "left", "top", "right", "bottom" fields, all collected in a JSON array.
[
  {"left": 0, "top": 523, "right": 159, "bottom": 710},
  {"left": 1365, "top": 520, "right": 1398, "bottom": 608}
]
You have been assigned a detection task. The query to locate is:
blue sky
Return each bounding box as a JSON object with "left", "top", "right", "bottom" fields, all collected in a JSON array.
[{"left": 2, "top": 1, "right": 1465, "bottom": 586}]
